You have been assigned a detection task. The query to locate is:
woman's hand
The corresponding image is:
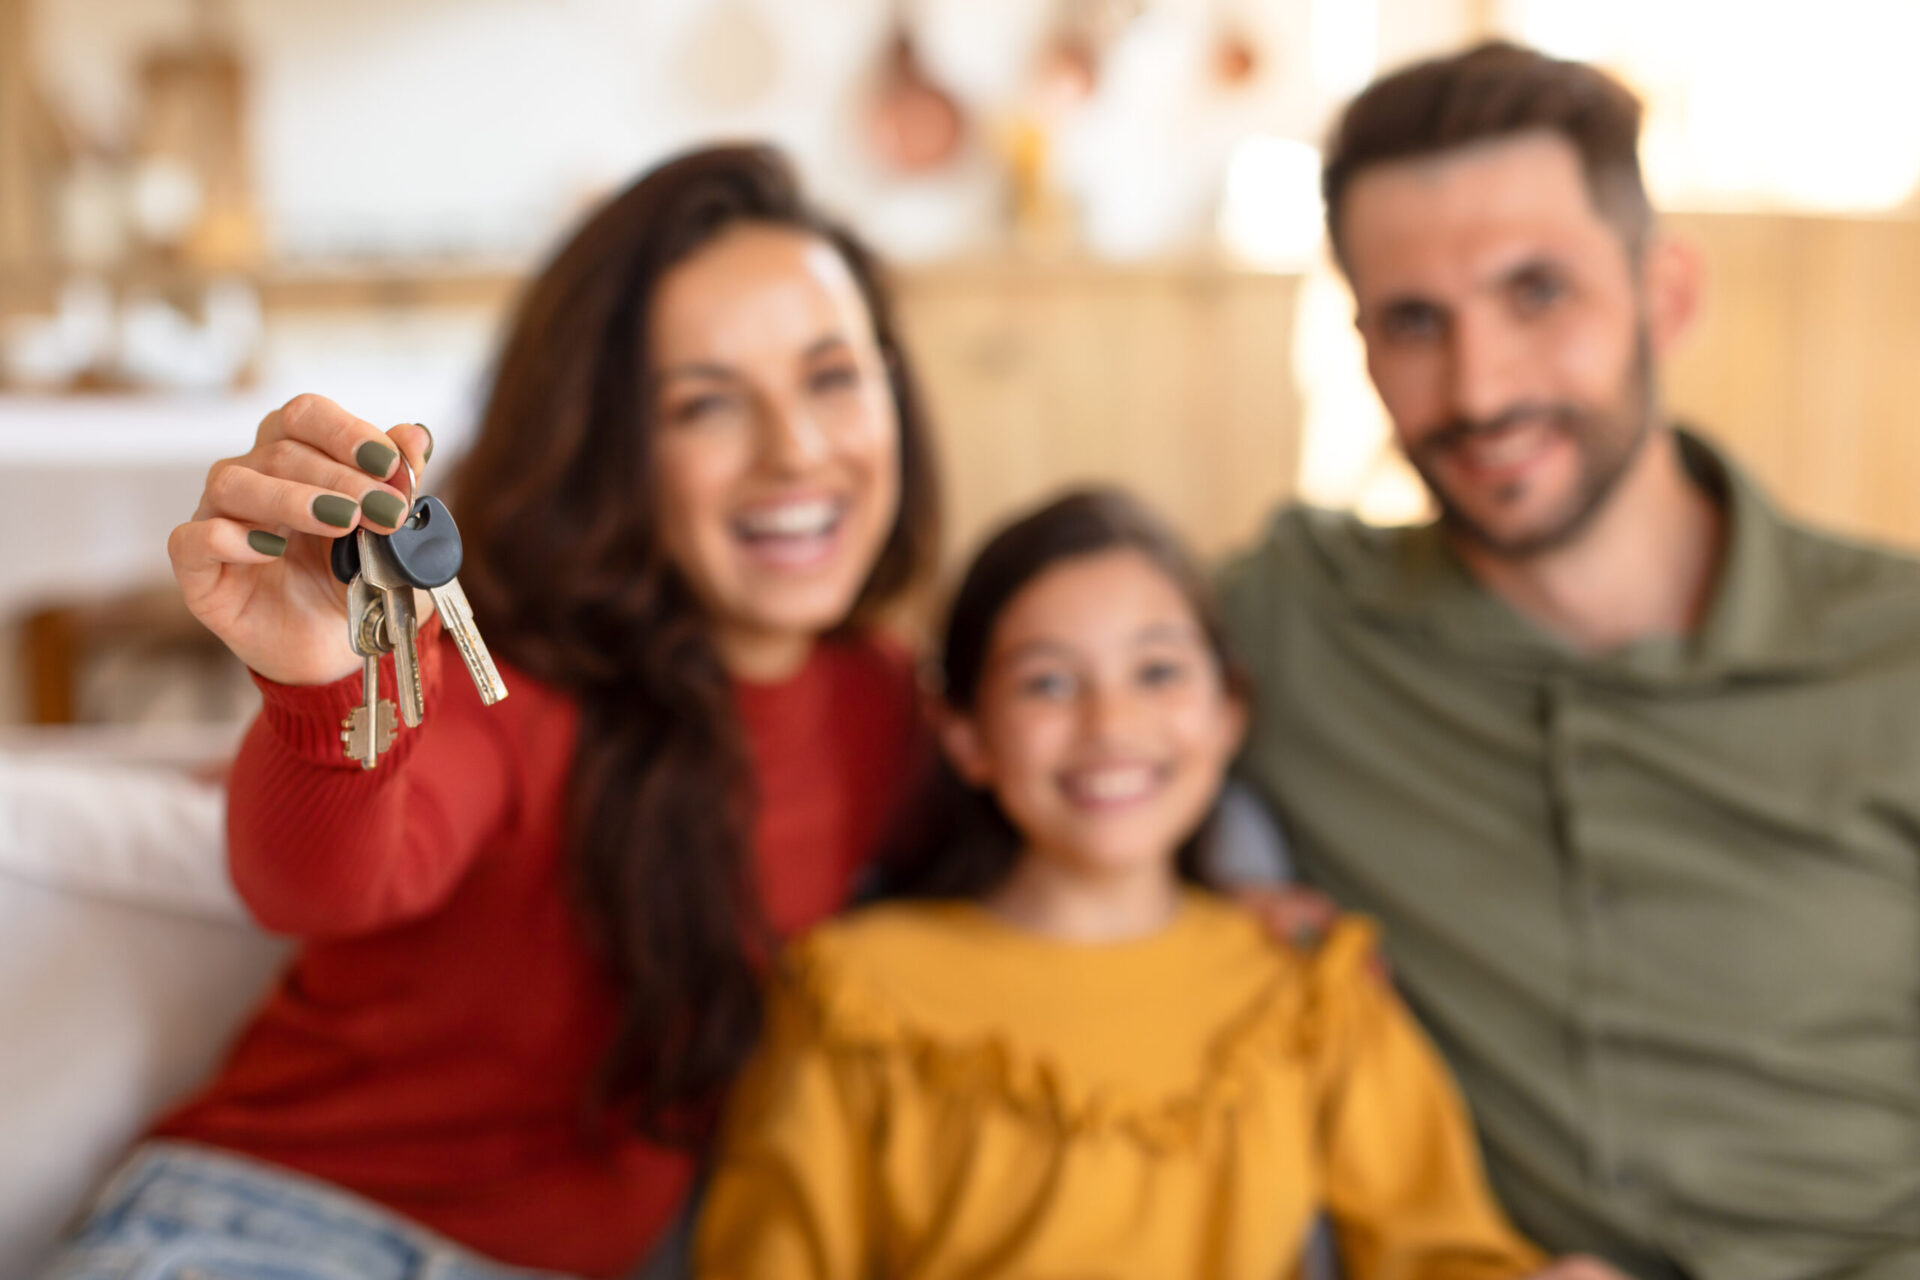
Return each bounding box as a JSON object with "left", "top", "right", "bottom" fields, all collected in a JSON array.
[{"left": 168, "top": 394, "right": 432, "bottom": 686}]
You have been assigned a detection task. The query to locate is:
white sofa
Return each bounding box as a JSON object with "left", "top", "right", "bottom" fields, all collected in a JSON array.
[
  {"left": 0, "top": 729, "right": 290, "bottom": 1278},
  {"left": 0, "top": 735, "right": 1307, "bottom": 1280}
]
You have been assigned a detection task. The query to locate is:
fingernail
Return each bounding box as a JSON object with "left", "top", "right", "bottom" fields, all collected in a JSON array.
[
  {"left": 356, "top": 440, "right": 397, "bottom": 479},
  {"left": 361, "top": 489, "right": 405, "bottom": 528},
  {"left": 247, "top": 530, "right": 287, "bottom": 557},
  {"left": 416, "top": 424, "right": 433, "bottom": 465},
  {"left": 312, "top": 494, "right": 359, "bottom": 528}
]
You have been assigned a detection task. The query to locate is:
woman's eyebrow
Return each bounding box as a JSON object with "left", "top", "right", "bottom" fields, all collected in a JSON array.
[
  {"left": 656, "top": 361, "right": 738, "bottom": 384},
  {"left": 803, "top": 333, "right": 852, "bottom": 359}
]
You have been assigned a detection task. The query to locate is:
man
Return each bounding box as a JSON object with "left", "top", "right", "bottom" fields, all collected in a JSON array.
[{"left": 1223, "top": 41, "right": 1920, "bottom": 1280}]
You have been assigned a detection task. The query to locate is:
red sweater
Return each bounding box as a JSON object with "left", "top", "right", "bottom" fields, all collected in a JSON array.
[{"left": 156, "top": 618, "right": 920, "bottom": 1277}]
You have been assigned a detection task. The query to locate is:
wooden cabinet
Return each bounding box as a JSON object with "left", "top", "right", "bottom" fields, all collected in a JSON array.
[
  {"left": 896, "top": 261, "right": 1303, "bottom": 565},
  {"left": 1665, "top": 213, "right": 1920, "bottom": 548}
]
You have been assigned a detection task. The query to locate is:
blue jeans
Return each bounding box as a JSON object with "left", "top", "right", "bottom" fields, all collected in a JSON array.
[{"left": 38, "top": 1142, "right": 580, "bottom": 1280}]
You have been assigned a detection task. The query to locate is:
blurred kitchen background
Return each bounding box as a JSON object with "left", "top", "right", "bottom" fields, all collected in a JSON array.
[{"left": 3, "top": 0, "right": 1919, "bottom": 737}]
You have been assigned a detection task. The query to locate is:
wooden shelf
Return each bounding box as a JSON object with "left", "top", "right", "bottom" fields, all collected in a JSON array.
[
  {"left": 1, "top": 251, "right": 1296, "bottom": 318},
  {"left": 0, "top": 261, "right": 528, "bottom": 316}
]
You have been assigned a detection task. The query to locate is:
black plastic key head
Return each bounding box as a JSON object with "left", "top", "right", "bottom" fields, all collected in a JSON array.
[
  {"left": 386, "top": 495, "right": 465, "bottom": 589},
  {"left": 331, "top": 532, "right": 360, "bottom": 584}
]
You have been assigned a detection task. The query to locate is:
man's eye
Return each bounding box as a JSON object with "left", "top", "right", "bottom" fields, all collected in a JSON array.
[
  {"left": 1380, "top": 304, "right": 1444, "bottom": 343},
  {"left": 1512, "top": 271, "right": 1567, "bottom": 314}
]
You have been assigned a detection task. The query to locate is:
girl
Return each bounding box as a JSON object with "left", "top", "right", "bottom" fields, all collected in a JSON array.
[
  {"left": 696, "top": 488, "right": 1559, "bottom": 1279},
  {"left": 43, "top": 146, "right": 938, "bottom": 1280}
]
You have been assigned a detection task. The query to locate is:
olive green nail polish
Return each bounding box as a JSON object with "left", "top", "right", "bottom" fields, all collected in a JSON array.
[
  {"left": 361, "top": 489, "right": 405, "bottom": 528},
  {"left": 355, "top": 440, "right": 397, "bottom": 478},
  {"left": 313, "top": 493, "right": 359, "bottom": 528},
  {"left": 247, "top": 530, "right": 287, "bottom": 557},
  {"left": 416, "top": 424, "right": 433, "bottom": 465}
]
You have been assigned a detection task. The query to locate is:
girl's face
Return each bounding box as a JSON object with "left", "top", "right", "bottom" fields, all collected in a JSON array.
[
  {"left": 649, "top": 223, "right": 902, "bottom": 680},
  {"left": 944, "top": 549, "right": 1246, "bottom": 882}
]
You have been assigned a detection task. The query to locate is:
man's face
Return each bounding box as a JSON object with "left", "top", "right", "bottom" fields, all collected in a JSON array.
[{"left": 1340, "top": 132, "right": 1653, "bottom": 557}]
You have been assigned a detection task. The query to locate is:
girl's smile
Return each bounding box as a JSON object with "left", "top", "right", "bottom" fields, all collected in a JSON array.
[{"left": 943, "top": 547, "right": 1246, "bottom": 893}]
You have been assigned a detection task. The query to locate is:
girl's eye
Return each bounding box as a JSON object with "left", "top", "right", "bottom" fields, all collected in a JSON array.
[
  {"left": 1017, "top": 670, "right": 1074, "bottom": 700},
  {"left": 1138, "top": 657, "right": 1190, "bottom": 689}
]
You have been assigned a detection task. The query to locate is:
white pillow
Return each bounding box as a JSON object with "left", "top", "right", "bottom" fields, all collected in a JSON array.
[{"left": 0, "top": 748, "right": 289, "bottom": 1278}]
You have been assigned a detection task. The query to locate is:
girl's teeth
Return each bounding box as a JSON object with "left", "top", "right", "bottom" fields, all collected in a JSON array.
[{"left": 1074, "top": 767, "right": 1156, "bottom": 802}]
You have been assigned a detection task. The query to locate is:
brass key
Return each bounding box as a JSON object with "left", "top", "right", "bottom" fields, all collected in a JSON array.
[
  {"left": 357, "top": 528, "right": 426, "bottom": 727},
  {"left": 330, "top": 493, "right": 507, "bottom": 766},
  {"left": 341, "top": 575, "right": 398, "bottom": 768}
]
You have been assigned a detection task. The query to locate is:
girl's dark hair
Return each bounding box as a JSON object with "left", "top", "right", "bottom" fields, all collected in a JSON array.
[
  {"left": 447, "top": 145, "right": 940, "bottom": 1144},
  {"left": 879, "top": 487, "right": 1246, "bottom": 902}
]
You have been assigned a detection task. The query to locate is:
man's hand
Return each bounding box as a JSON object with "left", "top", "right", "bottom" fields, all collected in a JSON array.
[
  {"left": 1232, "top": 883, "right": 1340, "bottom": 950},
  {"left": 1528, "top": 1256, "right": 1637, "bottom": 1280}
]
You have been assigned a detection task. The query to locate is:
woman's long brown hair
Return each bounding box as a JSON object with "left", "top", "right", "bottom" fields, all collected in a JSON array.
[{"left": 447, "top": 145, "right": 939, "bottom": 1144}]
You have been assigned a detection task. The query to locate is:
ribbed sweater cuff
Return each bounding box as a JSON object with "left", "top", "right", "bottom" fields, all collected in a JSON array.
[{"left": 249, "top": 614, "right": 446, "bottom": 767}]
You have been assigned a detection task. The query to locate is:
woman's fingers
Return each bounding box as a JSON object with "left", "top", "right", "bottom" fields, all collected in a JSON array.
[
  {"left": 263, "top": 394, "right": 411, "bottom": 491},
  {"left": 239, "top": 436, "right": 413, "bottom": 523},
  {"left": 168, "top": 515, "right": 284, "bottom": 600},
  {"left": 202, "top": 456, "right": 371, "bottom": 538},
  {"left": 386, "top": 422, "right": 434, "bottom": 494}
]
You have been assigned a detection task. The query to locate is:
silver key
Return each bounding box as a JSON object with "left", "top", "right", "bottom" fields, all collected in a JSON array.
[
  {"left": 428, "top": 577, "right": 508, "bottom": 706},
  {"left": 341, "top": 576, "right": 398, "bottom": 768},
  {"left": 358, "top": 529, "right": 425, "bottom": 728}
]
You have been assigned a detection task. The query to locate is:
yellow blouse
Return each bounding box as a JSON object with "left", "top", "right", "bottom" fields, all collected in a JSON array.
[{"left": 697, "top": 892, "right": 1543, "bottom": 1280}]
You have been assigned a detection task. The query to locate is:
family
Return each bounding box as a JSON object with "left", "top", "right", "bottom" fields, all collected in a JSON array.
[{"left": 38, "top": 41, "right": 1920, "bottom": 1280}]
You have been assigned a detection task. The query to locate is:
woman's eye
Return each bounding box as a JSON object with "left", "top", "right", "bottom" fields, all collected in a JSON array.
[
  {"left": 667, "top": 393, "right": 734, "bottom": 425},
  {"left": 809, "top": 364, "right": 861, "bottom": 394}
]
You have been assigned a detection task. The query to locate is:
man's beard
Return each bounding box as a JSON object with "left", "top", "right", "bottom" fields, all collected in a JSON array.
[{"left": 1409, "top": 331, "right": 1656, "bottom": 560}]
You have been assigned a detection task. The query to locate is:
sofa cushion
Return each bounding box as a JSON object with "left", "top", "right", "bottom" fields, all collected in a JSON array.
[{"left": 0, "top": 744, "right": 288, "bottom": 1278}]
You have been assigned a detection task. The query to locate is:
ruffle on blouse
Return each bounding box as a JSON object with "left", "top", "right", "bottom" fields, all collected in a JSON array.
[{"left": 783, "top": 916, "right": 1380, "bottom": 1154}]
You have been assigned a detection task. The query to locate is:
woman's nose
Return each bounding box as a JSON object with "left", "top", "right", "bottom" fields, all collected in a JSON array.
[{"left": 758, "top": 400, "right": 830, "bottom": 473}]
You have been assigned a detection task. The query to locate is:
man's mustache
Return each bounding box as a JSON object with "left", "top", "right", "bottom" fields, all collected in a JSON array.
[{"left": 1419, "top": 403, "right": 1589, "bottom": 457}]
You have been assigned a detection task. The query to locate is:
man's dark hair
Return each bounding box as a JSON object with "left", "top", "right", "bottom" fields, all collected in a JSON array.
[{"left": 1323, "top": 40, "right": 1652, "bottom": 265}]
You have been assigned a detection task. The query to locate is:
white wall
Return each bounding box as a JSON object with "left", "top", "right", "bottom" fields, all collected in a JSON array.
[{"left": 28, "top": 0, "right": 1386, "bottom": 265}]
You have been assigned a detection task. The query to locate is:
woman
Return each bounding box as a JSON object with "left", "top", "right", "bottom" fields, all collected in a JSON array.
[{"left": 41, "top": 146, "right": 939, "bottom": 1280}]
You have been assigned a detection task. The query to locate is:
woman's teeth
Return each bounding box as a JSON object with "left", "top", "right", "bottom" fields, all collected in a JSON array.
[{"left": 736, "top": 499, "right": 842, "bottom": 539}]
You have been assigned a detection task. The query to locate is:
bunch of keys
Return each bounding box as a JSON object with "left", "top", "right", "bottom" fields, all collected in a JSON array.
[{"left": 332, "top": 494, "right": 508, "bottom": 768}]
